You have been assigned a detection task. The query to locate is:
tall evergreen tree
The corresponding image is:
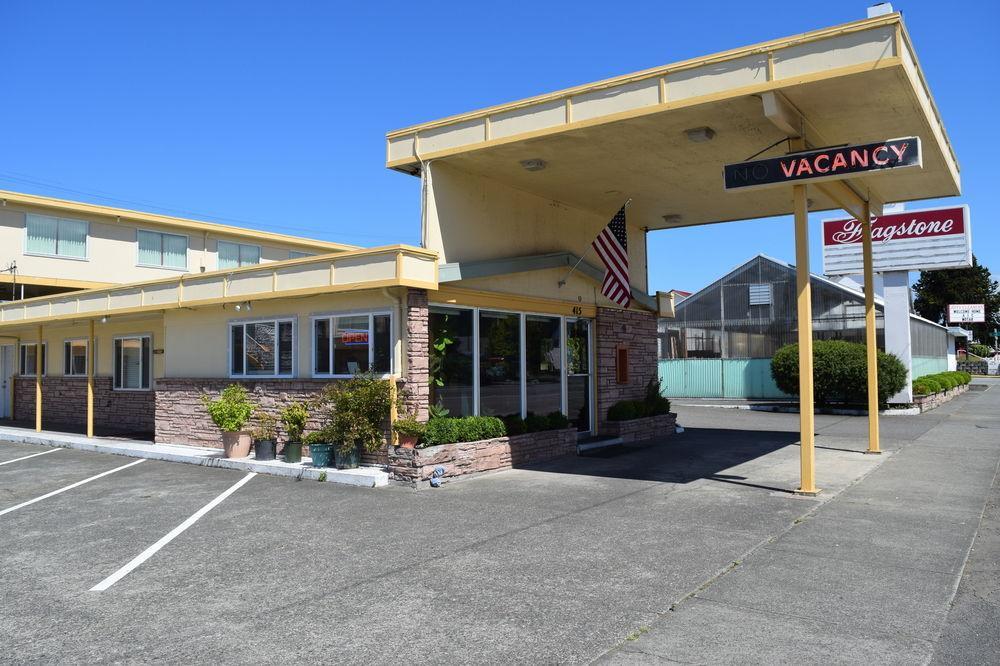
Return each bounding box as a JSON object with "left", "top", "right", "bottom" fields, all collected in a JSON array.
[{"left": 912, "top": 255, "right": 1000, "bottom": 343}]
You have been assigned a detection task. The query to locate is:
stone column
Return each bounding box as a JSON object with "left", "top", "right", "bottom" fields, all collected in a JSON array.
[
  {"left": 404, "top": 288, "right": 430, "bottom": 421},
  {"left": 596, "top": 306, "right": 657, "bottom": 432}
]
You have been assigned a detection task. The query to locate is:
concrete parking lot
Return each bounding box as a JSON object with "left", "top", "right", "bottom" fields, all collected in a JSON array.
[{"left": 1, "top": 380, "right": 998, "bottom": 664}]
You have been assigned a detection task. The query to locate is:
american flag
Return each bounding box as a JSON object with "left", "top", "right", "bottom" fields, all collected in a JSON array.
[{"left": 591, "top": 203, "right": 631, "bottom": 308}]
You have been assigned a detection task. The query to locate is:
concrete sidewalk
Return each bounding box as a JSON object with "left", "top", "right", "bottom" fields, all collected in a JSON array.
[
  {"left": 0, "top": 425, "right": 388, "bottom": 488},
  {"left": 602, "top": 379, "right": 1000, "bottom": 664}
]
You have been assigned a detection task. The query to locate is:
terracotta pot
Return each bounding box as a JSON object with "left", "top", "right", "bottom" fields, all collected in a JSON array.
[
  {"left": 397, "top": 434, "right": 419, "bottom": 449},
  {"left": 222, "top": 431, "right": 252, "bottom": 458}
]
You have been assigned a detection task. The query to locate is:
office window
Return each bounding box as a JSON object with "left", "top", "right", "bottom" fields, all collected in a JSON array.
[
  {"left": 137, "top": 230, "right": 188, "bottom": 269},
  {"left": 313, "top": 313, "right": 392, "bottom": 377},
  {"left": 19, "top": 343, "right": 47, "bottom": 376},
  {"left": 218, "top": 241, "right": 261, "bottom": 269},
  {"left": 231, "top": 319, "right": 294, "bottom": 377},
  {"left": 64, "top": 339, "right": 88, "bottom": 376},
  {"left": 25, "top": 214, "right": 88, "bottom": 259},
  {"left": 114, "top": 336, "right": 151, "bottom": 390}
]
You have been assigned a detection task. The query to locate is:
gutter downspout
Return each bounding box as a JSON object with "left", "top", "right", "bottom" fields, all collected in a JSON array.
[{"left": 418, "top": 157, "right": 434, "bottom": 250}]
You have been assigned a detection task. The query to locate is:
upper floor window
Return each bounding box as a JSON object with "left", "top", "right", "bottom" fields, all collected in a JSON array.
[
  {"left": 25, "top": 214, "right": 88, "bottom": 259},
  {"left": 230, "top": 319, "right": 294, "bottom": 377},
  {"left": 19, "top": 342, "right": 47, "bottom": 376},
  {"left": 137, "top": 230, "right": 188, "bottom": 269},
  {"left": 289, "top": 250, "right": 313, "bottom": 260},
  {"left": 218, "top": 241, "right": 261, "bottom": 269}
]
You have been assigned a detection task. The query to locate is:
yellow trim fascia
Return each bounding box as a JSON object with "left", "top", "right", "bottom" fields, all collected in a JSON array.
[
  {"left": 386, "top": 13, "right": 902, "bottom": 139},
  {"left": 0, "top": 277, "right": 440, "bottom": 331},
  {"left": 386, "top": 58, "right": 904, "bottom": 169},
  {"left": 0, "top": 189, "right": 359, "bottom": 252},
  {"left": 0, "top": 274, "right": 113, "bottom": 290},
  {"left": 432, "top": 286, "right": 598, "bottom": 318}
]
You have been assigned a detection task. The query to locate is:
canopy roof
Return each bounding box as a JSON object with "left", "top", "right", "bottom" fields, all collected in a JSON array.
[{"left": 386, "top": 13, "right": 959, "bottom": 230}]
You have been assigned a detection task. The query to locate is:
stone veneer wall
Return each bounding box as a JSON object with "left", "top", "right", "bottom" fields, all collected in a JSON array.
[
  {"left": 913, "top": 384, "right": 969, "bottom": 413},
  {"left": 402, "top": 288, "right": 430, "bottom": 421},
  {"left": 14, "top": 376, "right": 155, "bottom": 435},
  {"left": 601, "top": 413, "right": 677, "bottom": 444},
  {"left": 388, "top": 428, "right": 578, "bottom": 487},
  {"left": 154, "top": 378, "right": 393, "bottom": 464},
  {"left": 957, "top": 360, "right": 988, "bottom": 375},
  {"left": 595, "top": 307, "right": 658, "bottom": 434}
]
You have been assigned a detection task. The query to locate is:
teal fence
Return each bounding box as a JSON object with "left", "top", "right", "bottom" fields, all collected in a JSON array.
[
  {"left": 659, "top": 359, "right": 790, "bottom": 399},
  {"left": 911, "top": 355, "right": 948, "bottom": 378}
]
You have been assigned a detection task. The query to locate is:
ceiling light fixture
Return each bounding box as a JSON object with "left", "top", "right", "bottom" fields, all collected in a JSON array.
[
  {"left": 662, "top": 214, "right": 682, "bottom": 225},
  {"left": 684, "top": 127, "right": 716, "bottom": 143},
  {"left": 519, "top": 158, "right": 547, "bottom": 172}
]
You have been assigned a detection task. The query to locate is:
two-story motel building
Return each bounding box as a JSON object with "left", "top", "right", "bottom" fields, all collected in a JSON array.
[{"left": 0, "top": 11, "right": 961, "bottom": 481}]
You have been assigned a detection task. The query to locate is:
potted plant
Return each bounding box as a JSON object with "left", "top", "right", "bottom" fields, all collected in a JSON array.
[
  {"left": 320, "top": 373, "right": 393, "bottom": 469},
  {"left": 303, "top": 429, "right": 335, "bottom": 468},
  {"left": 280, "top": 402, "right": 308, "bottom": 464},
  {"left": 252, "top": 413, "right": 278, "bottom": 461},
  {"left": 392, "top": 416, "right": 425, "bottom": 448},
  {"left": 201, "top": 384, "right": 255, "bottom": 458}
]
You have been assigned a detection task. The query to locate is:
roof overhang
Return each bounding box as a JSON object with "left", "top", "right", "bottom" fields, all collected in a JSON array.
[{"left": 386, "top": 13, "right": 959, "bottom": 230}]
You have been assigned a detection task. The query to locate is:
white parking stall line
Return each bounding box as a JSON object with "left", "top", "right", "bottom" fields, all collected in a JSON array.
[
  {"left": 90, "top": 472, "right": 256, "bottom": 592},
  {"left": 0, "top": 448, "right": 61, "bottom": 466},
  {"left": 0, "top": 458, "right": 146, "bottom": 517}
]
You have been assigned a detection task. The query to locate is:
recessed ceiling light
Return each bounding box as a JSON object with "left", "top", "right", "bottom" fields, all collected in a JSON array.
[
  {"left": 519, "top": 158, "right": 547, "bottom": 172},
  {"left": 684, "top": 127, "right": 716, "bottom": 143}
]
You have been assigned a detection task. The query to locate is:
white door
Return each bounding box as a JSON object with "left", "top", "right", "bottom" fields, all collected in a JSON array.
[{"left": 0, "top": 345, "right": 12, "bottom": 419}]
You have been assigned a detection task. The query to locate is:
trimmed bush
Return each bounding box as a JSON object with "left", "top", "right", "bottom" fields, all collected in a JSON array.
[
  {"left": 607, "top": 400, "right": 644, "bottom": 422},
  {"left": 502, "top": 415, "right": 527, "bottom": 436},
  {"left": 421, "top": 416, "right": 506, "bottom": 447},
  {"left": 771, "top": 340, "right": 908, "bottom": 406},
  {"left": 912, "top": 370, "right": 972, "bottom": 397},
  {"left": 545, "top": 411, "right": 571, "bottom": 430}
]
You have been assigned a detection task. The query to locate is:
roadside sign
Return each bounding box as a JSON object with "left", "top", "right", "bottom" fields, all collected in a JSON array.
[
  {"left": 949, "top": 304, "right": 986, "bottom": 324},
  {"left": 723, "top": 137, "right": 921, "bottom": 190}
]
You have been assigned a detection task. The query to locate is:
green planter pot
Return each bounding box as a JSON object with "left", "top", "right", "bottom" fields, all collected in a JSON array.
[
  {"left": 283, "top": 440, "right": 302, "bottom": 464},
  {"left": 334, "top": 445, "right": 360, "bottom": 470},
  {"left": 309, "top": 443, "right": 335, "bottom": 468}
]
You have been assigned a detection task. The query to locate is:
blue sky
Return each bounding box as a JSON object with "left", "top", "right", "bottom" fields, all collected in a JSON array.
[{"left": 1, "top": 1, "right": 996, "bottom": 293}]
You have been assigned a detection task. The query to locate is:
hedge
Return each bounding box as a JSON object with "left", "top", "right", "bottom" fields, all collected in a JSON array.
[
  {"left": 421, "top": 416, "right": 506, "bottom": 447},
  {"left": 607, "top": 377, "right": 672, "bottom": 422},
  {"left": 503, "top": 411, "right": 571, "bottom": 436},
  {"left": 912, "top": 371, "right": 971, "bottom": 396},
  {"left": 771, "top": 340, "right": 908, "bottom": 406}
]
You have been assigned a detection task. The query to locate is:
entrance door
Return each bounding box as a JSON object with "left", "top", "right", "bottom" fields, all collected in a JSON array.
[
  {"left": 565, "top": 319, "right": 592, "bottom": 434},
  {"left": 0, "top": 345, "right": 13, "bottom": 419}
]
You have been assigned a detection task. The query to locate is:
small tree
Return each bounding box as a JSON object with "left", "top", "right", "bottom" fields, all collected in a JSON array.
[
  {"left": 280, "top": 402, "right": 309, "bottom": 443},
  {"left": 201, "top": 384, "right": 255, "bottom": 432}
]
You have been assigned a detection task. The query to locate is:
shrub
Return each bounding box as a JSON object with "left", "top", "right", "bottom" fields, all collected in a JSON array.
[
  {"left": 201, "top": 384, "right": 255, "bottom": 433},
  {"left": 251, "top": 413, "right": 278, "bottom": 442},
  {"left": 392, "top": 416, "right": 426, "bottom": 438},
  {"left": 969, "top": 343, "right": 991, "bottom": 358},
  {"left": 912, "top": 371, "right": 973, "bottom": 395},
  {"left": 771, "top": 340, "right": 907, "bottom": 406},
  {"left": 545, "top": 411, "right": 571, "bottom": 430},
  {"left": 607, "top": 400, "right": 645, "bottom": 422},
  {"left": 317, "top": 373, "right": 394, "bottom": 454},
  {"left": 912, "top": 380, "right": 932, "bottom": 396},
  {"left": 644, "top": 376, "right": 672, "bottom": 416},
  {"left": 921, "top": 377, "right": 943, "bottom": 394},
  {"left": 422, "top": 416, "right": 506, "bottom": 447},
  {"left": 502, "top": 414, "right": 526, "bottom": 436},
  {"left": 280, "top": 402, "right": 309, "bottom": 443}
]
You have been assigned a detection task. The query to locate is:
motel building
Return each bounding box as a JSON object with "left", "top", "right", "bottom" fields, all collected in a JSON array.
[{"left": 0, "top": 9, "right": 963, "bottom": 489}]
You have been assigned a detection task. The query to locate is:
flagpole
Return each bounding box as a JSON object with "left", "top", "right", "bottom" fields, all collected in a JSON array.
[{"left": 558, "top": 198, "right": 632, "bottom": 287}]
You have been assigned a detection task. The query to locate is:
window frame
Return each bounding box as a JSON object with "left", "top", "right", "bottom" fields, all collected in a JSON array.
[
  {"left": 228, "top": 317, "right": 296, "bottom": 379},
  {"left": 63, "top": 338, "right": 90, "bottom": 377},
  {"left": 135, "top": 227, "right": 190, "bottom": 271},
  {"left": 113, "top": 334, "right": 152, "bottom": 391},
  {"left": 310, "top": 310, "right": 394, "bottom": 379},
  {"left": 217, "top": 240, "right": 262, "bottom": 269},
  {"left": 24, "top": 213, "right": 90, "bottom": 261},
  {"left": 18, "top": 342, "right": 47, "bottom": 377}
]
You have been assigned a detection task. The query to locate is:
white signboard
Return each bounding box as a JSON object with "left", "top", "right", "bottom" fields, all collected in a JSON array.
[
  {"left": 949, "top": 304, "right": 986, "bottom": 324},
  {"left": 822, "top": 205, "right": 971, "bottom": 275}
]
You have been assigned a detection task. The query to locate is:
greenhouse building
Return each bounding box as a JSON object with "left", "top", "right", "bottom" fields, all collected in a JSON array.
[{"left": 658, "top": 255, "right": 955, "bottom": 399}]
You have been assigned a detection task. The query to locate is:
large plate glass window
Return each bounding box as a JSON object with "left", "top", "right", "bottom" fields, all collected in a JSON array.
[
  {"left": 114, "top": 336, "right": 151, "bottom": 390},
  {"left": 64, "top": 339, "right": 88, "bottom": 376},
  {"left": 566, "top": 319, "right": 592, "bottom": 432},
  {"left": 218, "top": 241, "right": 261, "bottom": 269},
  {"left": 525, "top": 315, "right": 562, "bottom": 417},
  {"left": 312, "top": 313, "right": 392, "bottom": 377},
  {"left": 137, "top": 230, "right": 188, "bottom": 269},
  {"left": 230, "top": 319, "right": 294, "bottom": 377},
  {"left": 19, "top": 343, "right": 47, "bottom": 376},
  {"left": 25, "top": 214, "right": 88, "bottom": 259},
  {"left": 478, "top": 311, "right": 521, "bottom": 417},
  {"left": 428, "top": 306, "right": 474, "bottom": 416}
]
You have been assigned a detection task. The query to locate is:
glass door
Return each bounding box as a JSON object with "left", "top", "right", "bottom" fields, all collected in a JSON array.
[
  {"left": 0, "top": 345, "right": 12, "bottom": 419},
  {"left": 565, "top": 319, "right": 592, "bottom": 434}
]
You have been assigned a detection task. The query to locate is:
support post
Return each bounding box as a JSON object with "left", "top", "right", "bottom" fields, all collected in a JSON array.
[
  {"left": 87, "top": 319, "right": 95, "bottom": 438},
  {"left": 861, "top": 201, "right": 881, "bottom": 454},
  {"left": 793, "top": 184, "right": 818, "bottom": 495},
  {"left": 35, "top": 324, "right": 42, "bottom": 432}
]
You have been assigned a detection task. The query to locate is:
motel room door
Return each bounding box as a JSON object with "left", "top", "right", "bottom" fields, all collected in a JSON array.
[{"left": 0, "top": 344, "right": 12, "bottom": 419}]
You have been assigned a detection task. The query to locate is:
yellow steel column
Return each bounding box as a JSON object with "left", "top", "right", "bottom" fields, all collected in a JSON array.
[
  {"left": 35, "top": 324, "right": 42, "bottom": 432},
  {"left": 861, "top": 201, "right": 881, "bottom": 454},
  {"left": 87, "top": 319, "right": 95, "bottom": 438},
  {"left": 793, "top": 184, "right": 819, "bottom": 495}
]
